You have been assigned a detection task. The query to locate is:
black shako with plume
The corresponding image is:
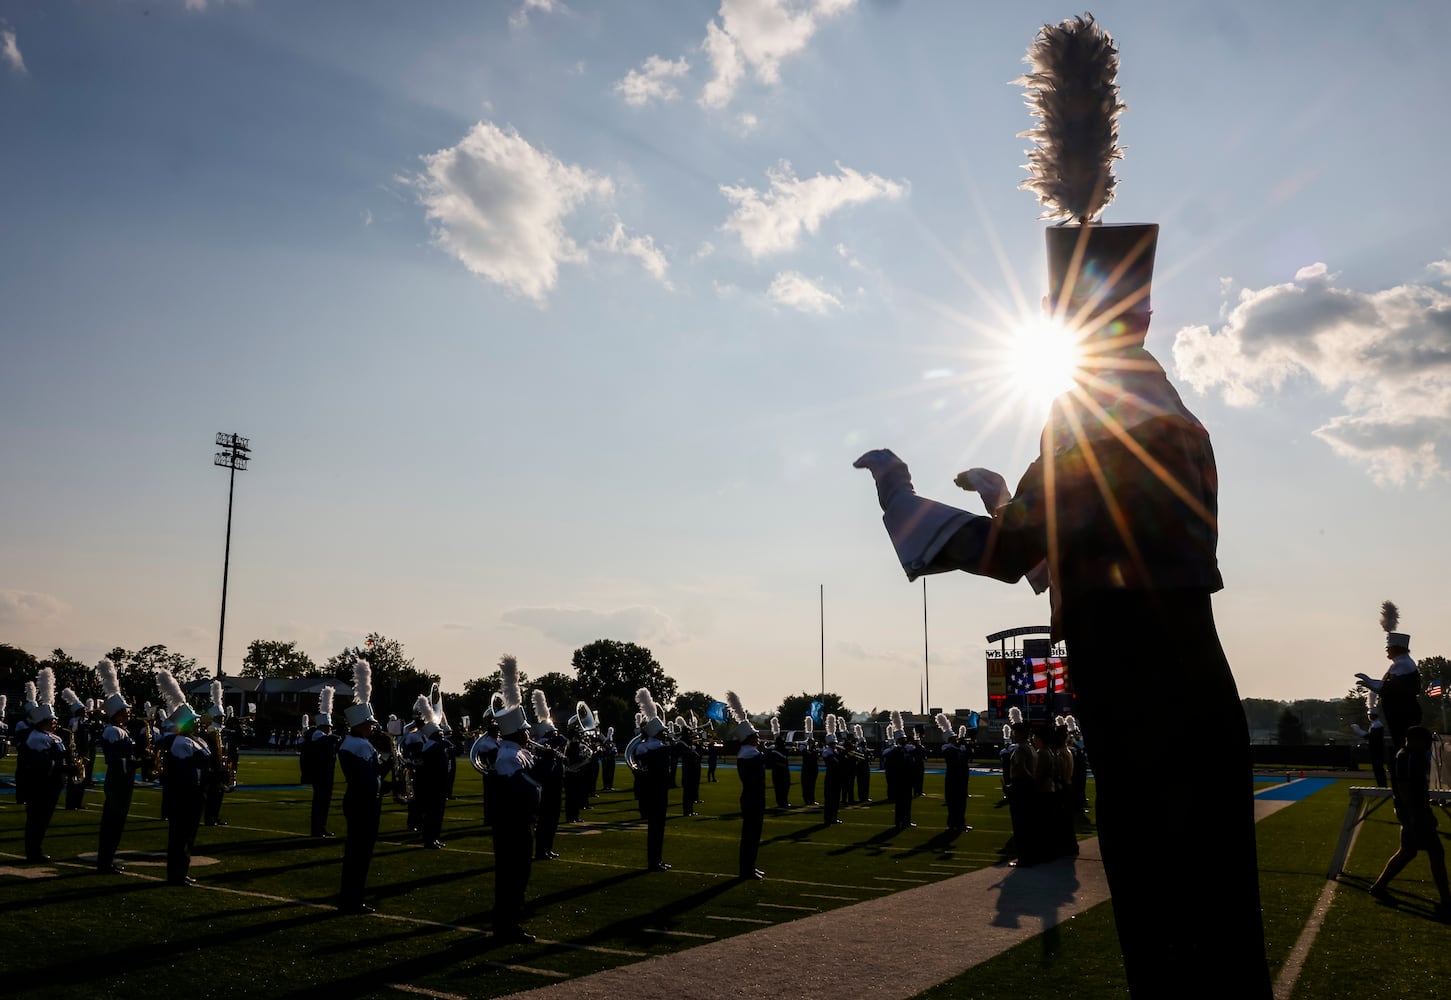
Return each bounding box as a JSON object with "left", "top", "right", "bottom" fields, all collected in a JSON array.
[{"left": 1018, "top": 12, "right": 1123, "bottom": 224}]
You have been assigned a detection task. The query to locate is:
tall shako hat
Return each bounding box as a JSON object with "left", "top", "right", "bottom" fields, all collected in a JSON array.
[
  {"left": 29, "top": 668, "right": 57, "bottom": 723},
  {"left": 635, "top": 687, "right": 665, "bottom": 739},
  {"left": 804, "top": 715, "right": 814, "bottom": 737},
  {"left": 412, "top": 694, "right": 438, "bottom": 738},
  {"left": 892, "top": 710, "right": 907, "bottom": 742},
  {"left": 725, "top": 690, "right": 757, "bottom": 743},
  {"left": 21, "top": 680, "right": 38, "bottom": 716},
  {"left": 1382, "top": 600, "right": 1410, "bottom": 650},
  {"left": 156, "top": 668, "right": 195, "bottom": 730},
  {"left": 496, "top": 655, "right": 528, "bottom": 737},
  {"left": 315, "top": 685, "right": 335, "bottom": 728},
  {"left": 344, "top": 659, "right": 377, "bottom": 728},
  {"left": 936, "top": 712, "right": 954, "bottom": 740},
  {"left": 824, "top": 714, "right": 837, "bottom": 746},
  {"left": 530, "top": 689, "right": 557, "bottom": 739},
  {"left": 60, "top": 686, "right": 83, "bottom": 719},
  {"left": 1020, "top": 14, "right": 1156, "bottom": 345},
  {"left": 207, "top": 679, "right": 226, "bottom": 721}
]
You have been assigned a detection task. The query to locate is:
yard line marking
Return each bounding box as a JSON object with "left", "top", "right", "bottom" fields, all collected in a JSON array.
[
  {"left": 391, "top": 984, "right": 472, "bottom": 999},
  {"left": 757, "top": 903, "right": 817, "bottom": 912},
  {"left": 873, "top": 876, "right": 928, "bottom": 884},
  {"left": 706, "top": 915, "right": 772, "bottom": 924},
  {"left": 534, "top": 940, "right": 648, "bottom": 958},
  {"left": 1273, "top": 878, "right": 1339, "bottom": 1000},
  {"left": 645, "top": 928, "right": 716, "bottom": 939},
  {"left": 800, "top": 893, "right": 860, "bottom": 901}
]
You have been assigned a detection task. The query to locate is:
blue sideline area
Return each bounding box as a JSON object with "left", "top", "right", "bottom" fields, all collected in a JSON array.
[{"left": 1253, "top": 777, "right": 1339, "bottom": 801}]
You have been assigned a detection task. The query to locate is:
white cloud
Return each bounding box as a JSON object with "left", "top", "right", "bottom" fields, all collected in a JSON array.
[
  {"left": 1172, "top": 259, "right": 1451, "bottom": 484},
  {"left": 0, "top": 589, "right": 67, "bottom": 625},
  {"left": 1, "top": 27, "right": 25, "bottom": 76},
  {"left": 510, "top": 0, "right": 564, "bottom": 30},
  {"left": 414, "top": 122, "right": 612, "bottom": 302},
  {"left": 614, "top": 55, "right": 691, "bottom": 107},
  {"left": 768, "top": 271, "right": 839, "bottom": 314},
  {"left": 502, "top": 605, "right": 686, "bottom": 646},
  {"left": 595, "top": 219, "right": 672, "bottom": 288},
  {"left": 721, "top": 160, "right": 905, "bottom": 257},
  {"left": 700, "top": 0, "right": 857, "bottom": 110}
]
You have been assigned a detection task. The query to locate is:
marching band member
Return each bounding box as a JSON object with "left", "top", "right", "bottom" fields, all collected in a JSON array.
[
  {"left": 17, "top": 670, "right": 66, "bottom": 862},
  {"left": 673, "top": 715, "right": 703, "bottom": 817},
  {"left": 59, "top": 687, "right": 87, "bottom": 810},
  {"left": 156, "top": 668, "right": 209, "bottom": 886},
  {"left": 727, "top": 691, "right": 766, "bottom": 880},
  {"left": 820, "top": 716, "right": 843, "bottom": 825},
  {"left": 799, "top": 716, "right": 819, "bottom": 806},
  {"left": 338, "top": 660, "right": 383, "bottom": 914},
  {"left": 599, "top": 726, "right": 618, "bottom": 791},
  {"left": 1357, "top": 602, "right": 1422, "bottom": 763},
  {"left": 400, "top": 696, "right": 428, "bottom": 833},
  {"left": 634, "top": 687, "right": 672, "bottom": 872},
  {"left": 938, "top": 713, "right": 972, "bottom": 833},
  {"left": 490, "top": 655, "right": 540, "bottom": 943},
  {"left": 767, "top": 717, "right": 791, "bottom": 809},
  {"left": 201, "top": 679, "right": 230, "bottom": 827},
  {"left": 853, "top": 723, "right": 872, "bottom": 803},
  {"left": 882, "top": 714, "right": 915, "bottom": 830},
  {"left": 301, "top": 687, "right": 340, "bottom": 838},
  {"left": 96, "top": 659, "right": 137, "bottom": 874},
  {"left": 416, "top": 701, "right": 453, "bottom": 850},
  {"left": 528, "top": 689, "right": 564, "bottom": 860}
]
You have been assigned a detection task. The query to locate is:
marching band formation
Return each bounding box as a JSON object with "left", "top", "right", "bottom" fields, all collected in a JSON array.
[{"left": 5, "top": 654, "right": 1030, "bottom": 943}]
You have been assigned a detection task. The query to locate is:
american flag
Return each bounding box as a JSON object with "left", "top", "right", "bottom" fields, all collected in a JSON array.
[
  {"left": 1008, "top": 657, "right": 1067, "bottom": 694},
  {"left": 1427, "top": 678, "right": 1444, "bottom": 698}
]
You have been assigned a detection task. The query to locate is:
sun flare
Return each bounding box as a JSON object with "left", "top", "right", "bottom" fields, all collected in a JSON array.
[{"left": 1007, "top": 316, "right": 1082, "bottom": 405}]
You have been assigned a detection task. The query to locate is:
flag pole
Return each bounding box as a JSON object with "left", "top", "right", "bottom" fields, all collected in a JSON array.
[{"left": 922, "top": 577, "right": 930, "bottom": 714}]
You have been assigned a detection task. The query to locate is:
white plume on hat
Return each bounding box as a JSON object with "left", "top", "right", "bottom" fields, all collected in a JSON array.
[
  {"left": 530, "top": 689, "right": 556, "bottom": 737},
  {"left": 958, "top": 725, "right": 969, "bottom": 739},
  {"left": 23, "top": 681, "right": 37, "bottom": 707},
  {"left": 636, "top": 687, "right": 665, "bottom": 738},
  {"left": 724, "top": 689, "right": 756, "bottom": 742},
  {"left": 155, "top": 669, "right": 186, "bottom": 714},
  {"left": 412, "top": 694, "right": 431, "bottom": 721},
  {"left": 824, "top": 714, "right": 837, "bottom": 745},
  {"left": 37, "top": 667, "right": 55, "bottom": 709},
  {"left": 208, "top": 679, "right": 225, "bottom": 719},
  {"left": 886, "top": 723, "right": 896, "bottom": 742},
  {"left": 770, "top": 716, "right": 781, "bottom": 737},
  {"left": 60, "top": 687, "right": 81, "bottom": 711},
  {"left": 1382, "top": 599, "right": 1410, "bottom": 649},
  {"left": 892, "top": 710, "right": 905, "bottom": 737},
  {"left": 316, "top": 685, "right": 335, "bottom": 727},
  {"left": 301, "top": 713, "right": 310, "bottom": 729},
  {"left": 936, "top": 712, "right": 952, "bottom": 735},
  {"left": 0, "top": 695, "right": 6, "bottom": 716},
  {"left": 344, "top": 658, "right": 376, "bottom": 728},
  {"left": 495, "top": 655, "right": 528, "bottom": 735},
  {"left": 1004, "top": 723, "right": 1013, "bottom": 741},
  {"left": 1008, "top": 706, "right": 1024, "bottom": 725},
  {"left": 804, "top": 716, "right": 813, "bottom": 736},
  {"left": 854, "top": 724, "right": 864, "bottom": 741},
  {"left": 1065, "top": 714, "right": 1081, "bottom": 736}
]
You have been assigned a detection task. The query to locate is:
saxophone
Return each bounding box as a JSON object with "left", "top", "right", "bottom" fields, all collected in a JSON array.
[
  {"left": 204, "top": 726, "right": 236, "bottom": 791},
  {"left": 61, "top": 726, "right": 87, "bottom": 785}
]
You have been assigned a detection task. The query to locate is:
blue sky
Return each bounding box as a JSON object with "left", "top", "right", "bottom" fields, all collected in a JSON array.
[{"left": 3, "top": 0, "right": 1450, "bottom": 719}]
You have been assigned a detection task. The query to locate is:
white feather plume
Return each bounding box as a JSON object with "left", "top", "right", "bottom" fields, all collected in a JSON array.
[
  {"left": 1018, "top": 12, "right": 1124, "bottom": 222},
  {"left": 97, "top": 658, "right": 122, "bottom": 700},
  {"left": 0, "top": 695, "right": 6, "bottom": 715},
  {"left": 771, "top": 716, "right": 781, "bottom": 736},
  {"left": 854, "top": 724, "right": 864, "bottom": 741},
  {"left": 804, "top": 716, "right": 813, "bottom": 735},
  {"left": 825, "top": 715, "right": 836, "bottom": 737},
  {"left": 155, "top": 668, "right": 186, "bottom": 713},
  {"left": 24, "top": 681, "right": 36, "bottom": 705},
  {"left": 1008, "top": 706, "right": 1024, "bottom": 725},
  {"left": 37, "top": 667, "right": 55, "bottom": 708},
  {"left": 500, "top": 655, "right": 522, "bottom": 710},
  {"left": 725, "top": 690, "right": 748, "bottom": 724},
  {"left": 531, "top": 689, "right": 551, "bottom": 727},
  {"left": 635, "top": 687, "right": 661, "bottom": 724},
  {"left": 886, "top": 723, "right": 896, "bottom": 741},
  {"left": 60, "top": 687, "right": 81, "bottom": 709},
  {"left": 318, "top": 686, "right": 335, "bottom": 716},
  {"left": 1381, "top": 600, "right": 1400, "bottom": 633},
  {"left": 1004, "top": 723, "right": 1013, "bottom": 741},
  {"left": 352, "top": 659, "right": 372, "bottom": 707},
  {"left": 413, "top": 694, "right": 432, "bottom": 723},
  {"left": 892, "top": 710, "right": 905, "bottom": 735},
  {"left": 958, "top": 725, "right": 968, "bottom": 739},
  {"left": 209, "top": 679, "right": 224, "bottom": 712},
  {"left": 936, "top": 712, "right": 952, "bottom": 734},
  {"left": 675, "top": 716, "right": 686, "bottom": 731},
  {"left": 302, "top": 714, "right": 310, "bottom": 729}
]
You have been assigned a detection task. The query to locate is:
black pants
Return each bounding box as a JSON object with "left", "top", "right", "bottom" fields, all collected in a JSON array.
[
  {"left": 772, "top": 768, "right": 790, "bottom": 808},
  {"left": 1064, "top": 590, "right": 1270, "bottom": 999},
  {"left": 645, "top": 801, "right": 666, "bottom": 866},
  {"left": 945, "top": 772, "right": 968, "bottom": 830},
  {"left": 167, "top": 790, "right": 203, "bottom": 883},
  {"left": 739, "top": 805, "right": 764, "bottom": 874},
  {"left": 25, "top": 785, "right": 61, "bottom": 860},
  {"left": 492, "top": 816, "right": 534, "bottom": 932},
  {"left": 203, "top": 776, "right": 224, "bottom": 825},
  {"left": 823, "top": 770, "right": 841, "bottom": 823},
  {"left": 340, "top": 794, "right": 380, "bottom": 906},
  {"left": 801, "top": 762, "right": 818, "bottom": 804},
  {"left": 97, "top": 777, "right": 134, "bottom": 867},
  {"left": 310, "top": 777, "right": 334, "bottom": 834}
]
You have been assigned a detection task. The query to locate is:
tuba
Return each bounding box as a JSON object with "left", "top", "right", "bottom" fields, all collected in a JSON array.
[
  {"left": 469, "top": 733, "right": 499, "bottom": 775},
  {"left": 623, "top": 732, "right": 646, "bottom": 773},
  {"left": 429, "top": 682, "right": 449, "bottom": 734},
  {"left": 564, "top": 701, "right": 599, "bottom": 772}
]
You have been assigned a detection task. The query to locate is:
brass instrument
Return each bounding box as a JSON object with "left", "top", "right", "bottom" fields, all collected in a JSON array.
[
  {"left": 563, "top": 701, "right": 600, "bottom": 773},
  {"left": 622, "top": 732, "right": 646, "bottom": 773},
  {"left": 469, "top": 733, "right": 498, "bottom": 775},
  {"left": 367, "top": 727, "right": 397, "bottom": 793},
  {"left": 60, "top": 726, "right": 87, "bottom": 786},
  {"left": 203, "top": 724, "right": 236, "bottom": 791}
]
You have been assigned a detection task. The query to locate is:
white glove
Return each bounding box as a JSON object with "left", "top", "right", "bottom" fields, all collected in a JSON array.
[
  {"left": 854, "top": 449, "right": 914, "bottom": 512},
  {"left": 954, "top": 467, "right": 1011, "bottom": 513}
]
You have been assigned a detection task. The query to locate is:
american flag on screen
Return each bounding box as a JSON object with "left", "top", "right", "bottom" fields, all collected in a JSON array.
[
  {"left": 1427, "top": 678, "right": 1444, "bottom": 698},
  {"left": 1008, "top": 657, "right": 1066, "bottom": 694}
]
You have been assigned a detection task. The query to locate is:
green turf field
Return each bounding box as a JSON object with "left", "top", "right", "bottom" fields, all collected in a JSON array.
[{"left": 3, "top": 755, "right": 1449, "bottom": 999}]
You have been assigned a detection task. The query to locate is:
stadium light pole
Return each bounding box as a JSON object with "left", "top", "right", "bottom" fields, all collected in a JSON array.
[{"left": 213, "top": 433, "right": 251, "bottom": 679}]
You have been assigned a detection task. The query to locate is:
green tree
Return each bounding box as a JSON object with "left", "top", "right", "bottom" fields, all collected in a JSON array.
[
  {"left": 457, "top": 659, "right": 533, "bottom": 731},
  {"left": 1418, "top": 654, "right": 1450, "bottom": 729},
  {"left": 241, "top": 639, "right": 318, "bottom": 679},
  {"left": 324, "top": 633, "right": 437, "bottom": 723},
  {"left": 1338, "top": 687, "right": 1370, "bottom": 735},
  {"left": 40, "top": 648, "right": 93, "bottom": 702},
  {"left": 673, "top": 690, "right": 717, "bottom": 727},
  {"left": 570, "top": 639, "right": 677, "bottom": 712},
  {"left": 0, "top": 643, "right": 41, "bottom": 693},
  {"left": 1277, "top": 707, "right": 1305, "bottom": 746},
  {"left": 106, "top": 645, "right": 204, "bottom": 712},
  {"left": 775, "top": 691, "right": 851, "bottom": 731},
  {"left": 528, "top": 671, "right": 580, "bottom": 728}
]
